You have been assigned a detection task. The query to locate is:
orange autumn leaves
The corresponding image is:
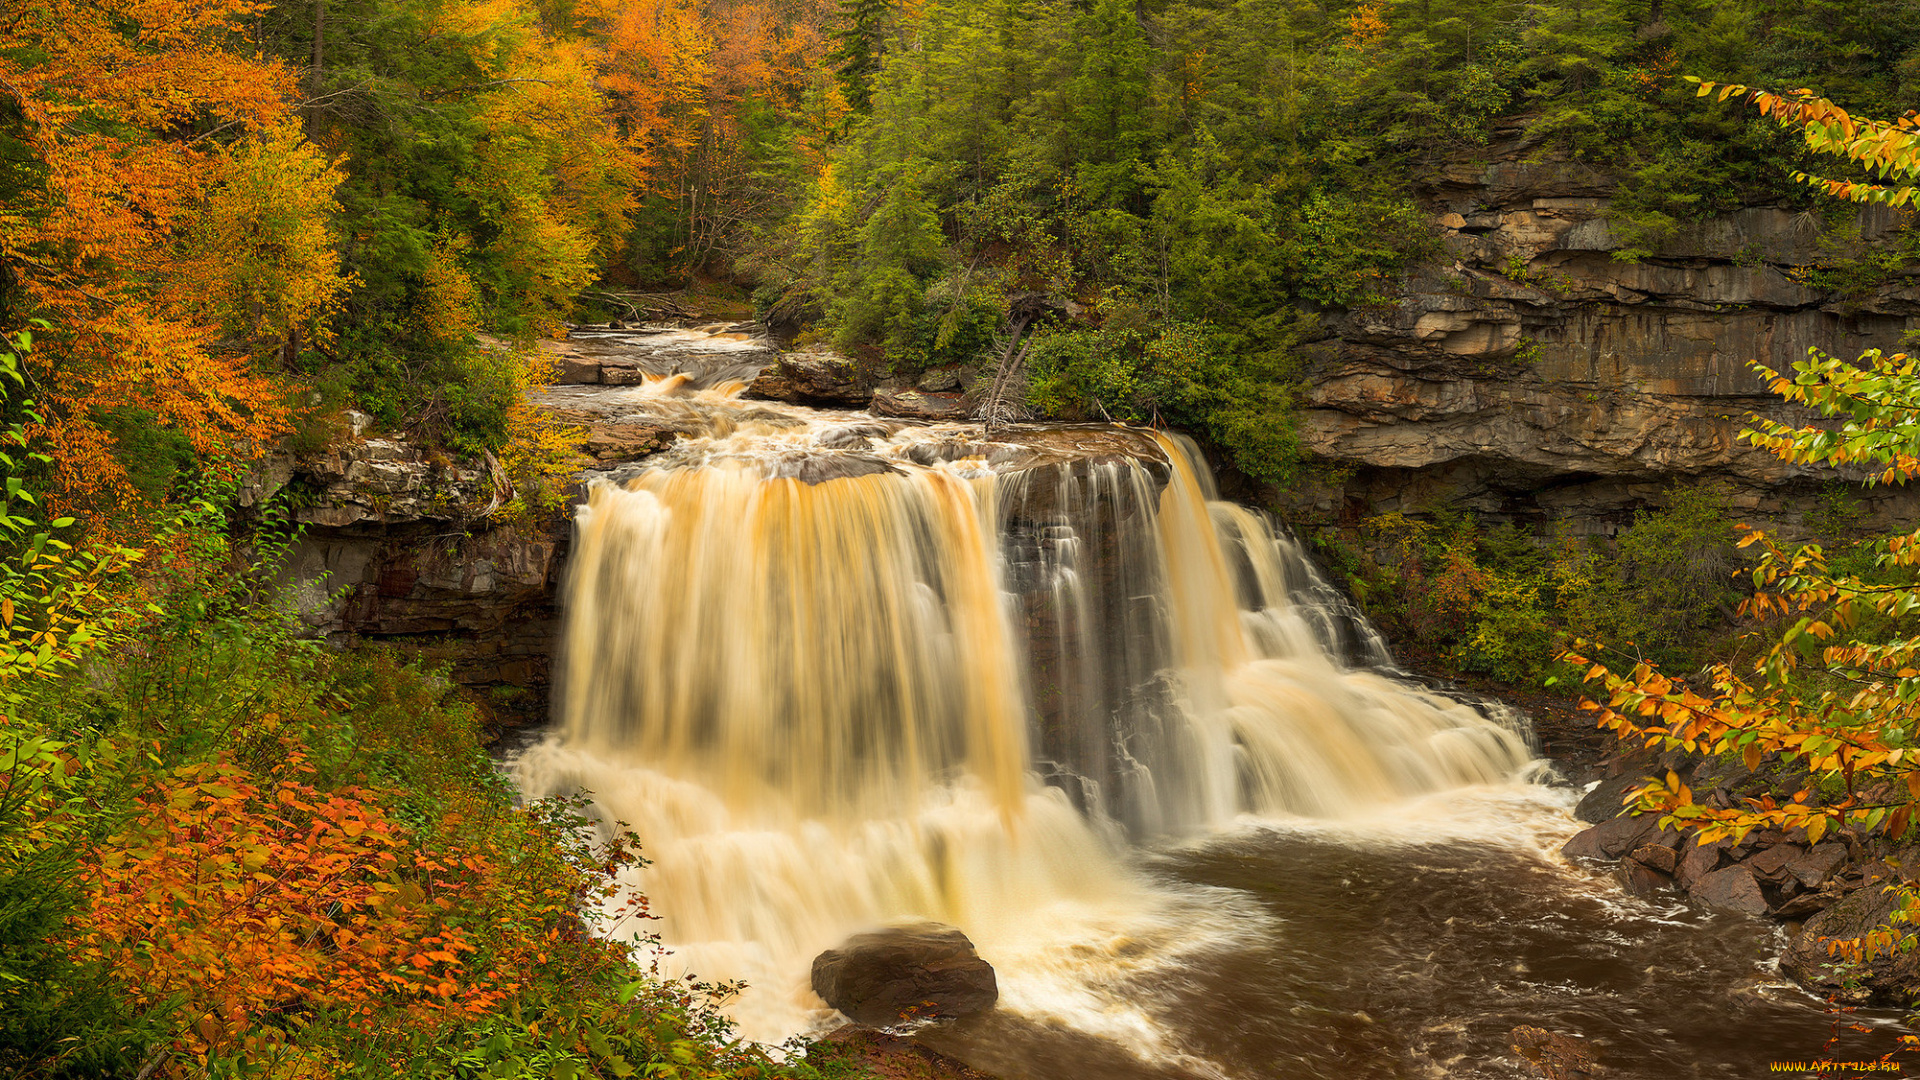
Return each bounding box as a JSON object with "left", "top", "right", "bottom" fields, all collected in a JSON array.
[
  {"left": 1, "top": 0, "right": 348, "bottom": 519},
  {"left": 1, "top": 0, "right": 837, "bottom": 522},
  {"left": 73, "top": 749, "right": 586, "bottom": 1065},
  {"left": 589, "top": 0, "right": 839, "bottom": 261}
]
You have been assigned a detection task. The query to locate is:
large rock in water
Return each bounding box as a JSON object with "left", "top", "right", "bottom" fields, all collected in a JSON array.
[
  {"left": 1509, "top": 1026, "right": 1602, "bottom": 1079},
  {"left": 1561, "top": 813, "right": 1671, "bottom": 860},
  {"left": 811, "top": 923, "right": 998, "bottom": 1028},
  {"left": 870, "top": 387, "right": 972, "bottom": 421},
  {"left": 1573, "top": 774, "right": 1645, "bottom": 823},
  {"left": 746, "top": 352, "right": 873, "bottom": 406}
]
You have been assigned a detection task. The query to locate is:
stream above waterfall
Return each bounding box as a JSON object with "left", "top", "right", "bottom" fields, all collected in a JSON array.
[{"left": 514, "top": 329, "right": 1910, "bottom": 1078}]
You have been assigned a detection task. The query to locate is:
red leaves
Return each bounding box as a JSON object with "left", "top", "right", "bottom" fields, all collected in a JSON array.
[{"left": 70, "top": 754, "right": 515, "bottom": 1062}]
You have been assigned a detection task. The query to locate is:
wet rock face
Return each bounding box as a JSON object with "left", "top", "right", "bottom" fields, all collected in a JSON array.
[
  {"left": 1283, "top": 129, "right": 1920, "bottom": 535},
  {"left": 283, "top": 523, "right": 562, "bottom": 697},
  {"left": 811, "top": 923, "right": 999, "bottom": 1028}
]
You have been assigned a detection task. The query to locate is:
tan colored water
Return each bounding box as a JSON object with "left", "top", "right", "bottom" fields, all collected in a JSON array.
[
  {"left": 516, "top": 379, "right": 1537, "bottom": 1049},
  {"left": 507, "top": 338, "right": 1915, "bottom": 1076}
]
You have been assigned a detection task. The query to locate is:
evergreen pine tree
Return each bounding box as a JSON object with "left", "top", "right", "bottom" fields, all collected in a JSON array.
[{"left": 828, "top": 0, "right": 895, "bottom": 114}]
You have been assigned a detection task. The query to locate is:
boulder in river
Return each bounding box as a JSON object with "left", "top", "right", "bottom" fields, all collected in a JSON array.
[
  {"left": 1625, "top": 843, "right": 1677, "bottom": 875},
  {"left": 1562, "top": 813, "right": 1667, "bottom": 861},
  {"left": 1509, "top": 1025, "right": 1602, "bottom": 1079},
  {"left": 812, "top": 923, "right": 998, "bottom": 1028},
  {"left": 1690, "top": 864, "right": 1770, "bottom": 917},
  {"left": 747, "top": 353, "right": 874, "bottom": 406},
  {"left": 554, "top": 352, "right": 603, "bottom": 384},
  {"left": 1614, "top": 858, "right": 1670, "bottom": 899},
  {"left": 870, "top": 387, "right": 972, "bottom": 421},
  {"left": 1574, "top": 774, "right": 1646, "bottom": 823}
]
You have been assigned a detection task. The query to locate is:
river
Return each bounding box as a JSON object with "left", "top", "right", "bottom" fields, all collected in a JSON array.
[{"left": 513, "top": 329, "right": 1908, "bottom": 1079}]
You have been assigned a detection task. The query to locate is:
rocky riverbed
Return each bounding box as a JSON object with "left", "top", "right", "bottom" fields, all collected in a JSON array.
[{"left": 1558, "top": 737, "right": 1920, "bottom": 1010}]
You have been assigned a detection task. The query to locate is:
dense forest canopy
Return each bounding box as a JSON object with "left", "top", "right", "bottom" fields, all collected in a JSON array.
[
  {"left": 7, "top": 0, "right": 1920, "bottom": 511},
  {"left": 755, "top": 0, "right": 1920, "bottom": 482}
]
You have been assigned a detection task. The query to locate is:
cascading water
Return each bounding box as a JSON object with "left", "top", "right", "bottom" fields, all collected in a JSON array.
[
  {"left": 515, "top": 375, "right": 1537, "bottom": 1054},
  {"left": 514, "top": 342, "right": 1916, "bottom": 1078}
]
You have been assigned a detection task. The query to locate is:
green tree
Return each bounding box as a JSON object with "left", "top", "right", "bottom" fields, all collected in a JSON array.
[{"left": 828, "top": 0, "right": 896, "bottom": 114}]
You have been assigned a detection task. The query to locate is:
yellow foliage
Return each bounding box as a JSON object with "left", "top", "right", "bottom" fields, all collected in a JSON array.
[
  {"left": 1, "top": 0, "right": 341, "bottom": 522},
  {"left": 420, "top": 237, "right": 486, "bottom": 348},
  {"left": 1344, "top": 2, "right": 1389, "bottom": 50},
  {"left": 491, "top": 346, "right": 591, "bottom": 520},
  {"left": 165, "top": 123, "right": 352, "bottom": 363}
]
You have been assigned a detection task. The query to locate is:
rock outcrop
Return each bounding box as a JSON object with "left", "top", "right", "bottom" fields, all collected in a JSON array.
[
  {"left": 241, "top": 438, "right": 566, "bottom": 716},
  {"left": 747, "top": 352, "right": 876, "bottom": 406},
  {"left": 811, "top": 923, "right": 999, "bottom": 1029},
  {"left": 1285, "top": 122, "right": 1920, "bottom": 534}
]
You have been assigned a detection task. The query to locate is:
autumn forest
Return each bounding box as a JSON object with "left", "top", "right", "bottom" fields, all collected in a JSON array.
[{"left": 10, "top": 0, "right": 1920, "bottom": 1075}]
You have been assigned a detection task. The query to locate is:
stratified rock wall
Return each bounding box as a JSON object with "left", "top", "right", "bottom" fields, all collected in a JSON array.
[
  {"left": 1288, "top": 125, "right": 1920, "bottom": 534},
  {"left": 243, "top": 439, "right": 566, "bottom": 717}
]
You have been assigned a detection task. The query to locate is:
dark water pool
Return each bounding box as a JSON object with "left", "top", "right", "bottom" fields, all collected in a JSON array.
[{"left": 928, "top": 803, "right": 1911, "bottom": 1080}]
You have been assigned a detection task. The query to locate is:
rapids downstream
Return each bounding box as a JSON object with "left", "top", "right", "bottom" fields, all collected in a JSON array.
[{"left": 514, "top": 329, "right": 1906, "bottom": 1079}]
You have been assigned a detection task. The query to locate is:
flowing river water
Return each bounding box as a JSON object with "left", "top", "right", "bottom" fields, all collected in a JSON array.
[{"left": 513, "top": 331, "right": 1908, "bottom": 1079}]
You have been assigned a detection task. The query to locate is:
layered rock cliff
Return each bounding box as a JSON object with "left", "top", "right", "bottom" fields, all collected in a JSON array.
[
  {"left": 243, "top": 438, "right": 565, "bottom": 718},
  {"left": 1286, "top": 126, "right": 1920, "bottom": 534}
]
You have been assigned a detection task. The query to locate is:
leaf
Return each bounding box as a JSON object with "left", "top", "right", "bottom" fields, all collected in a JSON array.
[{"left": 1807, "top": 815, "right": 1830, "bottom": 843}]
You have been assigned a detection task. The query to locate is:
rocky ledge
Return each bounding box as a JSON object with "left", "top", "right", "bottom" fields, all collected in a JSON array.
[
  {"left": 1283, "top": 121, "right": 1920, "bottom": 536},
  {"left": 243, "top": 434, "right": 565, "bottom": 716},
  {"left": 1563, "top": 745, "right": 1920, "bottom": 1006}
]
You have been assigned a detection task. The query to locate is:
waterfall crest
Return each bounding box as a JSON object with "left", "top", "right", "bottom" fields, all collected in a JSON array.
[{"left": 516, "top": 405, "right": 1535, "bottom": 1042}]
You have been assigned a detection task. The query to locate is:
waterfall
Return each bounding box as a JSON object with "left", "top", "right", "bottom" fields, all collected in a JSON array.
[{"left": 515, "top": 406, "right": 1535, "bottom": 1045}]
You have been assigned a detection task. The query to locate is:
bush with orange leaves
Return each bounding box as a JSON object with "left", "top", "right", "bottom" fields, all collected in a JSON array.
[
  {"left": 3, "top": 531, "right": 859, "bottom": 1079},
  {"left": 77, "top": 753, "right": 494, "bottom": 1058}
]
